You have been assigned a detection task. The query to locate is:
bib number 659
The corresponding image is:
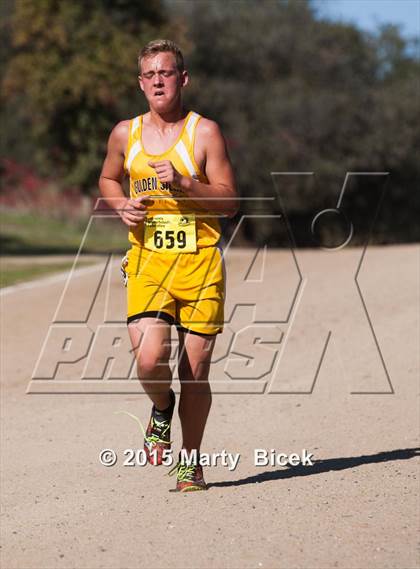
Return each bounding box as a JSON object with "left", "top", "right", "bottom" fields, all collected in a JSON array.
[{"left": 154, "top": 229, "right": 186, "bottom": 250}]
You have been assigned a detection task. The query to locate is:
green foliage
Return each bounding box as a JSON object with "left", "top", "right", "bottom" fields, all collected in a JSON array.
[
  {"left": 1, "top": 0, "right": 418, "bottom": 244},
  {"left": 180, "top": 0, "right": 419, "bottom": 244},
  {"left": 1, "top": 0, "right": 166, "bottom": 190}
]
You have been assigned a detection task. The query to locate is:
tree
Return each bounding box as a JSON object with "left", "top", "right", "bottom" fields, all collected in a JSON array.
[
  {"left": 177, "top": 0, "right": 419, "bottom": 244},
  {"left": 1, "top": 0, "right": 418, "bottom": 244},
  {"left": 1, "top": 0, "right": 167, "bottom": 191}
]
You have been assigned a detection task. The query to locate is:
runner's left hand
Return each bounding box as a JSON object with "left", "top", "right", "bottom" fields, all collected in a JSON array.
[{"left": 148, "top": 160, "right": 183, "bottom": 187}]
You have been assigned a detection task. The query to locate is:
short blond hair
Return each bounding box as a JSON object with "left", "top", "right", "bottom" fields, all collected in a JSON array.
[{"left": 138, "top": 39, "right": 184, "bottom": 73}]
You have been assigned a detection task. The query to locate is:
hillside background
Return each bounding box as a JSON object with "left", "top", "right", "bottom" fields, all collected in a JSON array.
[{"left": 1, "top": 0, "right": 419, "bottom": 255}]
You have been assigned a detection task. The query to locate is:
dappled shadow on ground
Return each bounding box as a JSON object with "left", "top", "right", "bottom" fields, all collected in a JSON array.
[{"left": 208, "top": 447, "right": 420, "bottom": 489}]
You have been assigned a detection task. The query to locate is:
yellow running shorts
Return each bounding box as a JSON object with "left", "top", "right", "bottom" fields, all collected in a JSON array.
[{"left": 122, "top": 245, "right": 225, "bottom": 336}]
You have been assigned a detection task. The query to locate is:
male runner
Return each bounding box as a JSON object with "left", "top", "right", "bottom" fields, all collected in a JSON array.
[{"left": 99, "top": 39, "right": 238, "bottom": 491}]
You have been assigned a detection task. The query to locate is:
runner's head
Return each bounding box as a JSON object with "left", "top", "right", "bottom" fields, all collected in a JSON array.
[{"left": 138, "top": 39, "right": 188, "bottom": 113}]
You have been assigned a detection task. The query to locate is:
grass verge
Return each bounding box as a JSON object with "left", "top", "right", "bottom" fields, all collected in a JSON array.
[
  {"left": 0, "top": 260, "right": 95, "bottom": 288},
  {"left": 1, "top": 209, "right": 129, "bottom": 255}
]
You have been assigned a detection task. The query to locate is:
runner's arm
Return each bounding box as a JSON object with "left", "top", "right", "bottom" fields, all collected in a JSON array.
[
  {"left": 99, "top": 122, "right": 148, "bottom": 227},
  {"left": 182, "top": 120, "right": 239, "bottom": 218}
]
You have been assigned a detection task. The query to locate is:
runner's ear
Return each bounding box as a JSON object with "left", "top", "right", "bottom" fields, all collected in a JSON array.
[{"left": 180, "top": 70, "right": 189, "bottom": 88}]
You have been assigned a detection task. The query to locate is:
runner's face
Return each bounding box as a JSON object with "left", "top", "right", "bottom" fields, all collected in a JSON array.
[{"left": 139, "top": 53, "right": 187, "bottom": 112}]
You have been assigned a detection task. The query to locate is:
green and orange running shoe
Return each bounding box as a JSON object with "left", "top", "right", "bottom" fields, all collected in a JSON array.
[
  {"left": 169, "top": 453, "right": 207, "bottom": 492},
  {"left": 144, "top": 389, "right": 176, "bottom": 466}
]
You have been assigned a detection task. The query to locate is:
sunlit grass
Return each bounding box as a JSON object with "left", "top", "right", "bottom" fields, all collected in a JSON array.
[
  {"left": 0, "top": 260, "right": 94, "bottom": 288},
  {"left": 1, "top": 209, "right": 129, "bottom": 255}
]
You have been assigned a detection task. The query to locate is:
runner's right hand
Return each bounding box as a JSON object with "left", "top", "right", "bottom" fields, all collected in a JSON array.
[{"left": 118, "top": 197, "right": 150, "bottom": 227}]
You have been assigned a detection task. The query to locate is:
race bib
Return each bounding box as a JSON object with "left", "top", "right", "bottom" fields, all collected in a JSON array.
[{"left": 144, "top": 214, "right": 197, "bottom": 253}]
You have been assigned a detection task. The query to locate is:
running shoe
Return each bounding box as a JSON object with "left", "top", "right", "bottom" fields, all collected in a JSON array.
[
  {"left": 144, "top": 389, "right": 175, "bottom": 465},
  {"left": 169, "top": 454, "right": 207, "bottom": 492}
]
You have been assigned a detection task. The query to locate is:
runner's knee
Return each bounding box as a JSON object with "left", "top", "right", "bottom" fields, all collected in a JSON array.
[
  {"left": 137, "top": 347, "right": 171, "bottom": 377},
  {"left": 178, "top": 360, "right": 211, "bottom": 382}
]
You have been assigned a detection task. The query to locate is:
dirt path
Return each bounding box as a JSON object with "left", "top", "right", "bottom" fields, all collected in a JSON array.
[{"left": 1, "top": 245, "right": 419, "bottom": 569}]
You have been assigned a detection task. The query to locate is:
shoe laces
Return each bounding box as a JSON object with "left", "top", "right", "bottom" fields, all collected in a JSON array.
[
  {"left": 147, "top": 416, "right": 171, "bottom": 444},
  {"left": 168, "top": 462, "right": 200, "bottom": 482},
  {"left": 114, "top": 411, "right": 172, "bottom": 445}
]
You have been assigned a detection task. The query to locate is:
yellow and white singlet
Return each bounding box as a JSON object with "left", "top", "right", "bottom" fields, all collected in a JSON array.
[{"left": 122, "top": 111, "right": 225, "bottom": 335}]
